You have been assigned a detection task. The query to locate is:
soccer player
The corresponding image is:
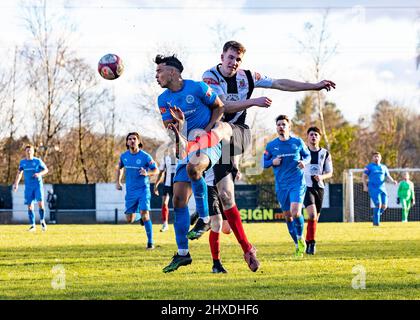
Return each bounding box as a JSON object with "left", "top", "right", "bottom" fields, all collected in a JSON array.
[
  {"left": 155, "top": 54, "right": 234, "bottom": 273},
  {"left": 263, "top": 115, "right": 311, "bottom": 257},
  {"left": 397, "top": 172, "right": 415, "bottom": 222},
  {"left": 303, "top": 127, "right": 333, "bottom": 254},
  {"left": 362, "top": 152, "right": 397, "bottom": 226},
  {"left": 12, "top": 145, "right": 49, "bottom": 232},
  {"left": 201, "top": 40, "right": 335, "bottom": 271},
  {"left": 153, "top": 147, "right": 178, "bottom": 232},
  {"left": 116, "top": 132, "right": 159, "bottom": 249}
]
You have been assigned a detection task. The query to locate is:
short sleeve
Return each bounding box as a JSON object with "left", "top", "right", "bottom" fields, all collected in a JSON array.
[{"left": 158, "top": 94, "right": 173, "bottom": 122}]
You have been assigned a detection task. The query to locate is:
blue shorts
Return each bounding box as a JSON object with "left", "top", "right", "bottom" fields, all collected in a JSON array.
[
  {"left": 368, "top": 188, "right": 387, "bottom": 207},
  {"left": 276, "top": 184, "right": 306, "bottom": 212},
  {"left": 24, "top": 185, "right": 44, "bottom": 205},
  {"left": 125, "top": 187, "right": 151, "bottom": 213},
  {"left": 174, "top": 143, "right": 222, "bottom": 183}
]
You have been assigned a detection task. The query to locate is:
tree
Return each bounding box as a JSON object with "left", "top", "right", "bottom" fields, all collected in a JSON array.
[
  {"left": 0, "top": 47, "right": 23, "bottom": 184},
  {"left": 65, "top": 57, "right": 111, "bottom": 183},
  {"left": 296, "top": 10, "right": 338, "bottom": 150},
  {"left": 20, "top": 0, "right": 76, "bottom": 161}
]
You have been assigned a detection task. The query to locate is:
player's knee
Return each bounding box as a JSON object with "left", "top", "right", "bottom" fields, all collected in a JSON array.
[
  {"left": 222, "top": 221, "right": 232, "bottom": 234},
  {"left": 186, "top": 163, "right": 203, "bottom": 181},
  {"left": 141, "top": 212, "right": 150, "bottom": 221},
  {"left": 218, "top": 189, "right": 234, "bottom": 208},
  {"left": 284, "top": 212, "right": 293, "bottom": 221},
  {"left": 172, "top": 195, "right": 187, "bottom": 208},
  {"left": 210, "top": 215, "right": 222, "bottom": 232}
]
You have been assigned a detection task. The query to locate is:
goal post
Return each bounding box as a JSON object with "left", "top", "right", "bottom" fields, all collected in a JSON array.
[{"left": 343, "top": 168, "right": 420, "bottom": 223}]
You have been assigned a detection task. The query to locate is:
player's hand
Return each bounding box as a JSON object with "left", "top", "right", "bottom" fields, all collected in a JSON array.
[
  {"left": 317, "top": 80, "right": 336, "bottom": 91},
  {"left": 33, "top": 173, "right": 40, "bottom": 178},
  {"left": 393, "top": 180, "right": 397, "bottom": 185},
  {"left": 253, "top": 96, "right": 272, "bottom": 108},
  {"left": 169, "top": 106, "right": 185, "bottom": 124},
  {"left": 313, "top": 175, "right": 322, "bottom": 182},
  {"left": 153, "top": 186, "right": 159, "bottom": 196},
  {"left": 116, "top": 183, "right": 123, "bottom": 191},
  {"left": 235, "top": 170, "right": 242, "bottom": 181},
  {"left": 363, "top": 185, "right": 368, "bottom": 192},
  {"left": 273, "top": 157, "right": 282, "bottom": 166},
  {"left": 12, "top": 184, "right": 18, "bottom": 192},
  {"left": 140, "top": 167, "right": 148, "bottom": 176},
  {"left": 297, "top": 161, "right": 305, "bottom": 169}
]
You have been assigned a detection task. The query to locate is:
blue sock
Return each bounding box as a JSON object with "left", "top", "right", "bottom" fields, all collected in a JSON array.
[
  {"left": 28, "top": 209, "right": 35, "bottom": 225},
  {"left": 143, "top": 219, "right": 153, "bottom": 244},
  {"left": 191, "top": 176, "right": 209, "bottom": 219},
  {"left": 294, "top": 215, "right": 305, "bottom": 239},
  {"left": 286, "top": 220, "right": 298, "bottom": 244},
  {"left": 39, "top": 208, "right": 45, "bottom": 221},
  {"left": 174, "top": 207, "right": 190, "bottom": 250},
  {"left": 373, "top": 208, "right": 381, "bottom": 225}
]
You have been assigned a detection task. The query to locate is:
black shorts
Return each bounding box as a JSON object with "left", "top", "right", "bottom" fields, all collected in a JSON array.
[
  {"left": 221, "top": 123, "right": 251, "bottom": 158},
  {"left": 304, "top": 187, "right": 325, "bottom": 213},
  {"left": 208, "top": 185, "right": 226, "bottom": 220},
  {"left": 162, "top": 185, "right": 173, "bottom": 197},
  {"left": 212, "top": 123, "right": 250, "bottom": 184}
]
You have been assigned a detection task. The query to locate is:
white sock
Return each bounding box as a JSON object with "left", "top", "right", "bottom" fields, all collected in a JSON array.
[
  {"left": 202, "top": 216, "right": 210, "bottom": 223},
  {"left": 178, "top": 249, "right": 189, "bottom": 256}
]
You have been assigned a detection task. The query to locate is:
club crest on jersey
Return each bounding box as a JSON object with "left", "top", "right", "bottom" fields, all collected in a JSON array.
[
  {"left": 238, "top": 79, "right": 246, "bottom": 88},
  {"left": 136, "top": 159, "right": 142, "bottom": 165},
  {"left": 186, "top": 95, "right": 195, "bottom": 104}
]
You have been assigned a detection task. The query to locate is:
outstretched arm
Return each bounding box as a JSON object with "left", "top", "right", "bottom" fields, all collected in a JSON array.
[
  {"left": 222, "top": 96, "right": 272, "bottom": 114},
  {"left": 271, "top": 79, "right": 336, "bottom": 92}
]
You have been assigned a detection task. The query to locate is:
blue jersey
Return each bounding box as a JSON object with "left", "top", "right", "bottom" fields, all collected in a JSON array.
[
  {"left": 364, "top": 163, "right": 390, "bottom": 191},
  {"left": 158, "top": 79, "right": 218, "bottom": 141},
  {"left": 119, "top": 150, "right": 157, "bottom": 191},
  {"left": 263, "top": 136, "right": 311, "bottom": 191},
  {"left": 18, "top": 157, "right": 47, "bottom": 188}
]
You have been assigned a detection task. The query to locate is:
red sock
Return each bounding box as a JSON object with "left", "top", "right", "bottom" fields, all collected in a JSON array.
[
  {"left": 224, "top": 206, "right": 252, "bottom": 253},
  {"left": 209, "top": 230, "right": 220, "bottom": 260},
  {"left": 187, "top": 130, "right": 221, "bottom": 153},
  {"left": 161, "top": 204, "right": 169, "bottom": 223},
  {"left": 306, "top": 219, "right": 317, "bottom": 241}
]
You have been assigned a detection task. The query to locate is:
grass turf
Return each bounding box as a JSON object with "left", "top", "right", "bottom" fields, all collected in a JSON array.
[{"left": 0, "top": 222, "right": 419, "bottom": 300}]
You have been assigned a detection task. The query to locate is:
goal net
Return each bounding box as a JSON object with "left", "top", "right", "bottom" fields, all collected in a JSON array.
[{"left": 343, "top": 168, "right": 420, "bottom": 222}]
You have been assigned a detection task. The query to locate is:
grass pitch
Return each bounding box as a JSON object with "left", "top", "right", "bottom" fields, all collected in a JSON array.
[{"left": 0, "top": 222, "right": 419, "bottom": 300}]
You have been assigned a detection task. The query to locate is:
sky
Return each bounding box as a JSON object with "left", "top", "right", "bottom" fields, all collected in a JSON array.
[{"left": 0, "top": 0, "right": 419, "bottom": 140}]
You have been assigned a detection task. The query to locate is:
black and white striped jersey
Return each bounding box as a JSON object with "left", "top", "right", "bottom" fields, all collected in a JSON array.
[
  {"left": 304, "top": 148, "right": 333, "bottom": 188},
  {"left": 202, "top": 64, "right": 273, "bottom": 126}
]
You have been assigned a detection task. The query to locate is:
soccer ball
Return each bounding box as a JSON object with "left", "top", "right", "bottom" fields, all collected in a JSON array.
[{"left": 98, "top": 53, "right": 124, "bottom": 80}]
